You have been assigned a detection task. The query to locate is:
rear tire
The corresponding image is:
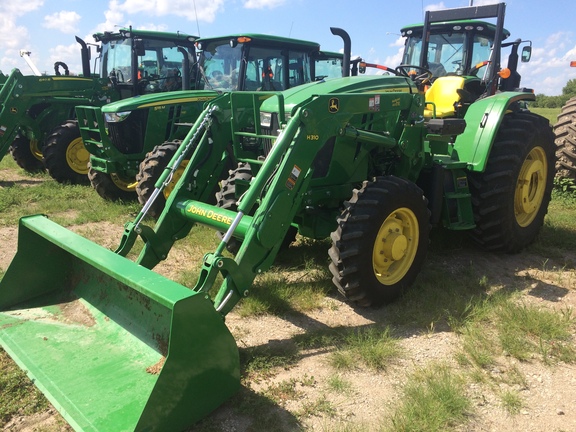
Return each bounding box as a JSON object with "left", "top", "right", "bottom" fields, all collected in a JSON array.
[
  {"left": 88, "top": 168, "right": 137, "bottom": 202},
  {"left": 329, "top": 176, "right": 430, "bottom": 307},
  {"left": 554, "top": 96, "right": 576, "bottom": 180},
  {"left": 9, "top": 135, "right": 45, "bottom": 172},
  {"left": 43, "top": 120, "right": 90, "bottom": 184},
  {"left": 468, "top": 112, "right": 555, "bottom": 252},
  {"left": 136, "top": 141, "right": 182, "bottom": 218}
]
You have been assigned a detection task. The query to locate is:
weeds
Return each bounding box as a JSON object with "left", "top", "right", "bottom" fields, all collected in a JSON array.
[{"left": 385, "top": 363, "right": 471, "bottom": 432}]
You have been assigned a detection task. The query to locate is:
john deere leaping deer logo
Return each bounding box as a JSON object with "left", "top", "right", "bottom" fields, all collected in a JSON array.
[{"left": 329, "top": 98, "right": 339, "bottom": 113}]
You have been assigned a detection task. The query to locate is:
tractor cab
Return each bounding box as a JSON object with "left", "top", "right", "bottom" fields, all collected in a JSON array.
[
  {"left": 92, "top": 28, "right": 198, "bottom": 98},
  {"left": 400, "top": 3, "right": 532, "bottom": 118},
  {"left": 195, "top": 35, "right": 322, "bottom": 92}
]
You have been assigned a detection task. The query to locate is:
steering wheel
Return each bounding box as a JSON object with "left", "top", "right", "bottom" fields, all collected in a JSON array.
[{"left": 395, "top": 64, "right": 433, "bottom": 87}]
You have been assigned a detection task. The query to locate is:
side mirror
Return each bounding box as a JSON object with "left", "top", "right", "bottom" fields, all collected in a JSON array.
[
  {"left": 521, "top": 46, "right": 532, "bottom": 63},
  {"left": 134, "top": 39, "right": 145, "bottom": 57}
]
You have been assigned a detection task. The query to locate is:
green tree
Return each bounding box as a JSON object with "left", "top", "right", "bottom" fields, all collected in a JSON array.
[{"left": 562, "top": 78, "right": 576, "bottom": 96}]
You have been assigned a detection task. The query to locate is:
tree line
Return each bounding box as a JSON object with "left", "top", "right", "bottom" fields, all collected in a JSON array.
[{"left": 530, "top": 78, "right": 576, "bottom": 108}]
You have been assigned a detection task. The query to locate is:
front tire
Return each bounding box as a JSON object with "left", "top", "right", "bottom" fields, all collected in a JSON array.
[
  {"left": 554, "top": 96, "right": 576, "bottom": 180},
  {"left": 9, "top": 135, "right": 44, "bottom": 172},
  {"left": 43, "top": 120, "right": 90, "bottom": 184},
  {"left": 329, "top": 176, "right": 430, "bottom": 307},
  {"left": 136, "top": 141, "right": 184, "bottom": 218},
  {"left": 88, "top": 168, "right": 137, "bottom": 201},
  {"left": 468, "top": 112, "right": 555, "bottom": 252}
]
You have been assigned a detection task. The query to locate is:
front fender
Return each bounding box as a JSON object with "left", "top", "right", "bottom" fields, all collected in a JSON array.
[{"left": 453, "top": 91, "right": 535, "bottom": 173}]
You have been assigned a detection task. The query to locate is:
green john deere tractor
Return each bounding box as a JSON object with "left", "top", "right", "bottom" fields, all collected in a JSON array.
[
  {"left": 76, "top": 29, "right": 350, "bottom": 207},
  {"left": 554, "top": 61, "right": 576, "bottom": 181},
  {"left": 0, "top": 3, "right": 555, "bottom": 431},
  {"left": 0, "top": 28, "right": 197, "bottom": 184}
]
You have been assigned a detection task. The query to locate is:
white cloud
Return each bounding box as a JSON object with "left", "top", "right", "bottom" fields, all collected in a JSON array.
[
  {"left": 48, "top": 43, "right": 85, "bottom": 76},
  {"left": 43, "top": 11, "right": 82, "bottom": 34},
  {"left": 518, "top": 34, "right": 576, "bottom": 95},
  {"left": 244, "top": 0, "right": 286, "bottom": 9},
  {"left": 0, "top": 1, "right": 44, "bottom": 73},
  {"left": 102, "top": 0, "right": 224, "bottom": 24},
  {"left": 0, "top": 1, "right": 44, "bottom": 16},
  {"left": 425, "top": 2, "right": 446, "bottom": 12}
]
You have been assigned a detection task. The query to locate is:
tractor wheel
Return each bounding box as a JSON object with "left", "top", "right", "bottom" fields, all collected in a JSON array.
[
  {"left": 329, "top": 176, "right": 430, "bottom": 307},
  {"left": 9, "top": 135, "right": 45, "bottom": 172},
  {"left": 553, "top": 96, "right": 576, "bottom": 181},
  {"left": 88, "top": 167, "right": 137, "bottom": 202},
  {"left": 215, "top": 162, "right": 297, "bottom": 254},
  {"left": 43, "top": 120, "right": 90, "bottom": 184},
  {"left": 215, "top": 163, "right": 255, "bottom": 254},
  {"left": 136, "top": 141, "right": 185, "bottom": 218},
  {"left": 468, "top": 112, "right": 555, "bottom": 252}
]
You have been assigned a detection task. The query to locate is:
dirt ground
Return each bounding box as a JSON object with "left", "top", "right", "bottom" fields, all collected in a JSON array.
[{"left": 0, "top": 172, "right": 575, "bottom": 431}]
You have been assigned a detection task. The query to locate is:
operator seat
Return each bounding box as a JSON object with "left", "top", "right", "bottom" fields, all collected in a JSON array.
[{"left": 424, "top": 76, "right": 466, "bottom": 118}]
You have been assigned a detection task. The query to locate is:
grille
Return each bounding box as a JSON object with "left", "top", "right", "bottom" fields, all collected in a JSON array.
[{"left": 107, "top": 109, "right": 149, "bottom": 154}]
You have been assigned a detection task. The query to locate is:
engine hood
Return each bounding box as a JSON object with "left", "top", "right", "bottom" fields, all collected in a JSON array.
[
  {"left": 260, "top": 75, "right": 416, "bottom": 115},
  {"left": 100, "top": 90, "right": 219, "bottom": 113}
]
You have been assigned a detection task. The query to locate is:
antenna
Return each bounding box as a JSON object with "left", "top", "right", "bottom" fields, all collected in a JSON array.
[
  {"left": 193, "top": 0, "right": 201, "bottom": 36},
  {"left": 288, "top": 21, "right": 294, "bottom": 37}
]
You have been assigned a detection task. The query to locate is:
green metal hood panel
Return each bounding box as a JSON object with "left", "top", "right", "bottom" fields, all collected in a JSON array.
[
  {"left": 100, "top": 90, "right": 219, "bottom": 113},
  {"left": 261, "top": 75, "right": 416, "bottom": 114}
]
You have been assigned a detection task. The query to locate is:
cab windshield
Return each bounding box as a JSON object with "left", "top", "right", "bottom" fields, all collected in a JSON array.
[
  {"left": 314, "top": 55, "right": 343, "bottom": 80},
  {"left": 100, "top": 38, "right": 195, "bottom": 93},
  {"left": 197, "top": 40, "right": 313, "bottom": 91},
  {"left": 402, "top": 30, "right": 494, "bottom": 79}
]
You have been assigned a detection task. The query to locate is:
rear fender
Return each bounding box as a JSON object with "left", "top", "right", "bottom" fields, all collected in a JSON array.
[{"left": 453, "top": 92, "right": 535, "bottom": 172}]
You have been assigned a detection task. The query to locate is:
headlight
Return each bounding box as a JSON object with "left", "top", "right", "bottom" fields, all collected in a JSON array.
[
  {"left": 260, "top": 112, "right": 272, "bottom": 128},
  {"left": 104, "top": 111, "right": 131, "bottom": 123}
]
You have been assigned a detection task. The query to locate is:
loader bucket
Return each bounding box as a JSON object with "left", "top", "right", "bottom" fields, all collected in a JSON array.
[{"left": 0, "top": 215, "right": 240, "bottom": 432}]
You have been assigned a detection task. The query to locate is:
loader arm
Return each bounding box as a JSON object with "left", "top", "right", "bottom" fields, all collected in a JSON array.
[{"left": 129, "top": 89, "right": 421, "bottom": 316}]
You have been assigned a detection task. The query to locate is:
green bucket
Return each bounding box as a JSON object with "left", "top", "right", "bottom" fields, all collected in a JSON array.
[{"left": 0, "top": 215, "right": 240, "bottom": 431}]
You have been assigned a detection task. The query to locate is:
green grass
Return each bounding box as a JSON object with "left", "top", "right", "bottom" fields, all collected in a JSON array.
[
  {"left": 530, "top": 107, "right": 561, "bottom": 125},
  {"left": 384, "top": 363, "right": 471, "bottom": 432},
  {"left": 0, "top": 348, "right": 49, "bottom": 427}
]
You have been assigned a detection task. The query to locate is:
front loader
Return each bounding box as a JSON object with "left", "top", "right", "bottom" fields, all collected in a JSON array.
[
  {"left": 0, "top": 3, "right": 555, "bottom": 431},
  {"left": 0, "top": 28, "right": 198, "bottom": 183}
]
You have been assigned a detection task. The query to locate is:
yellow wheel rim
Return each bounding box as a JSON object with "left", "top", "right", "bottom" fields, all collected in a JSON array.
[
  {"left": 515, "top": 146, "right": 547, "bottom": 227},
  {"left": 111, "top": 173, "right": 137, "bottom": 192},
  {"left": 162, "top": 160, "right": 189, "bottom": 199},
  {"left": 66, "top": 138, "right": 90, "bottom": 175},
  {"left": 373, "top": 207, "right": 419, "bottom": 285},
  {"left": 30, "top": 139, "right": 43, "bottom": 161}
]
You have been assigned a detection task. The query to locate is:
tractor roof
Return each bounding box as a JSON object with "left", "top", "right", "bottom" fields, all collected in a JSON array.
[
  {"left": 93, "top": 28, "right": 198, "bottom": 44},
  {"left": 196, "top": 34, "right": 320, "bottom": 50},
  {"left": 400, "top": 20, "right": 510, "bottom": 41}
]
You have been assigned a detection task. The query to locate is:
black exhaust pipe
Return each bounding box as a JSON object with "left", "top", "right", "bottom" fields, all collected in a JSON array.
[
  {"left": 76, "top": 36, "right": 91, "bottom": 77},
  {"left": 330, "top": 27, "right": 351, "bottom": 77}
]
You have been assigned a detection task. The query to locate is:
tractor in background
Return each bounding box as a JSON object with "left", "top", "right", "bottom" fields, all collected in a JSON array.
[
  {"left": 76, "top": 29, "right": 350, "bottom": 209},
  {"left": 0, "top": 28, "right": 198, "bottom": 183},
  {"left": 0, "top": 3, "right": 555, "bottom": 431},
  {"left": 554, "top": 60, "right": 576, "bottom": 181}
]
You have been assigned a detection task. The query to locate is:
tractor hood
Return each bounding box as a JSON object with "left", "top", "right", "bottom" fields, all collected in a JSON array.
[
  {"left": 100, "top": 90, "right": 219, "bottom": 113},
  {"left": 260, "top": 75, "right": 416, "bottom": 115}
]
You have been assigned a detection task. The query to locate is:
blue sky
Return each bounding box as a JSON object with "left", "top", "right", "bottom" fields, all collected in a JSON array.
[{"left": 1, "top": 0, "right": 575, "bottom": 95}]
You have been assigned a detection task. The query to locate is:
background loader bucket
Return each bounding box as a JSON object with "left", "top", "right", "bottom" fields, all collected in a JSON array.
[{"left": 0, "top": 215, "right": 240, "bottom": 432}]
